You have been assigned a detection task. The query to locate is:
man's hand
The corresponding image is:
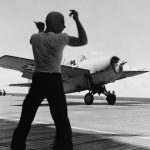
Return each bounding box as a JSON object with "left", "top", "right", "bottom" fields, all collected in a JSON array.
[
  {"left": 34, "top": 21, "right": 45, "bottom": 32},
  {"left": 69, "top": 10, "right": 78, "bottom": 20}
]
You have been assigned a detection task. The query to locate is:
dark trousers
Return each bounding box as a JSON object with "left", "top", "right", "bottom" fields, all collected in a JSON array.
[{"left": 11, "top": 72, "right": 73, "bottom": 150}]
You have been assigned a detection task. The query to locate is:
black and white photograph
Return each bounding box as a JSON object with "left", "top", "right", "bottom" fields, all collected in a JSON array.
[{"left": 0, "top": 0, "right": 150, "bottom": 149}]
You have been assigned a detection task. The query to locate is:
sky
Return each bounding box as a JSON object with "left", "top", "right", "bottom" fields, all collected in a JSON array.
[{"left": 0, "top": 0, "right": 150, "bottom": 97}]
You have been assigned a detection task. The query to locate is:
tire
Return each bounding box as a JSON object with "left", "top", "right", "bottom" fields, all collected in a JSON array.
[
  {"left": 106, "top": 93, "right": 116, "bottom": 105},
  {"left": 84, "top": 93, "right": 94, "bottom": 105}
]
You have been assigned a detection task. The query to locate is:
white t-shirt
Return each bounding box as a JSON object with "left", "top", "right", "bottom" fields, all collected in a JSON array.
[{"left": 30, "top": 32, "right": 69, "bottom": 73}]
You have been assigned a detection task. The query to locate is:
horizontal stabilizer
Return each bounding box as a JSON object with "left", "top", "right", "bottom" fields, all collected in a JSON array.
[{"left": 9, "top": 83, "right": 31, "bottom": 87}]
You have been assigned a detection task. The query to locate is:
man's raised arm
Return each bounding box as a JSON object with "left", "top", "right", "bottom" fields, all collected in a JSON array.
[{"left": 68, "top": 10, "right": 88, "bottom": 47}]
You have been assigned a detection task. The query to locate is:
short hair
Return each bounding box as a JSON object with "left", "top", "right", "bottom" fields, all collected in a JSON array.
[{"left": 45, "top": 12, "right": 64, "bottom": 27}]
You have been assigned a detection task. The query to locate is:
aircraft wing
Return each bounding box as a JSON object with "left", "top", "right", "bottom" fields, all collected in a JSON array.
[
  {"left": 0, "top": 55, "right": 34, "bottom": 72},
  {"left": 61, "top": 65, "right": 89, "bottom": 81},
  {"left": 117, "top": 70, "right": 149, "bottom": 80},
  {"left": 0, "top": 55, "right": 90, "bottom": 80}
]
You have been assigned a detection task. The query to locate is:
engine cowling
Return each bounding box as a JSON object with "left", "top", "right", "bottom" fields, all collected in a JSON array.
[
  {"left": 86, "top": 56, "right": 125, "bottom": 84},
  {"left": 78, "top": 55, "right": 124, "bottom": 74},
  {"left": 111, "top": 56, "right": 124, "bottom": 74}
]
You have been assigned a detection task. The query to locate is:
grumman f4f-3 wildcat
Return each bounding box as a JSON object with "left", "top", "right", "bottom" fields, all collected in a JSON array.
[{"left": 0, "top": 55, "right": 148, "bottom": 105}]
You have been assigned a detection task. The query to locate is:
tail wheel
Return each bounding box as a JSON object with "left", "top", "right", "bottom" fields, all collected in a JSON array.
[
  {"left": 106, "top": 93, "right": 116, "bottom": 105},
  {"left": 84, "top": 93, "right": 94, "bottom": 105}
]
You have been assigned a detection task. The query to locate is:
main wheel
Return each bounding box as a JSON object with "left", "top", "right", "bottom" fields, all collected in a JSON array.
[
  {"left": 84, "top": 93, "right": 94, "bottom": 105},
  {"left": 106, "top": 93, "right": 116, "bottom": 105}
]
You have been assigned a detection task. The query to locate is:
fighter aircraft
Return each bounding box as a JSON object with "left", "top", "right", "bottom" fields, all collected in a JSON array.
[{"left": 0, "top": 55, "right": 148, "bottom": 105}]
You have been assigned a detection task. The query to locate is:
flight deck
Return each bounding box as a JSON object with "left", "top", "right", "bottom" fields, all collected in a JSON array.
[{"left": 0, "top": 95, "right": 150, "bottom": 150}]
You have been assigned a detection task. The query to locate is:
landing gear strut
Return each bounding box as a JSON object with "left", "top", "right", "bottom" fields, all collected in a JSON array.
[
  {"left": 84, "top": 75, "right": 116, "bottom": 105},
  {"left": 96, "top": 84, "right": 116, "bottom": 105},
  {"left": 84, "top": 80, "right": 116, "bottom": 105},
  {"left": 84, "top": 87, "right": 116, "bottom": 105},
  {"left": 84, "top": 75, "right": 94, "bottom": 105}
]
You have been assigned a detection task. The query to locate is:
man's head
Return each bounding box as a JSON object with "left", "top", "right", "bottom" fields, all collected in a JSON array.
[{"left": 45, "top": 11, "right": 66, "bottom": 33}]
